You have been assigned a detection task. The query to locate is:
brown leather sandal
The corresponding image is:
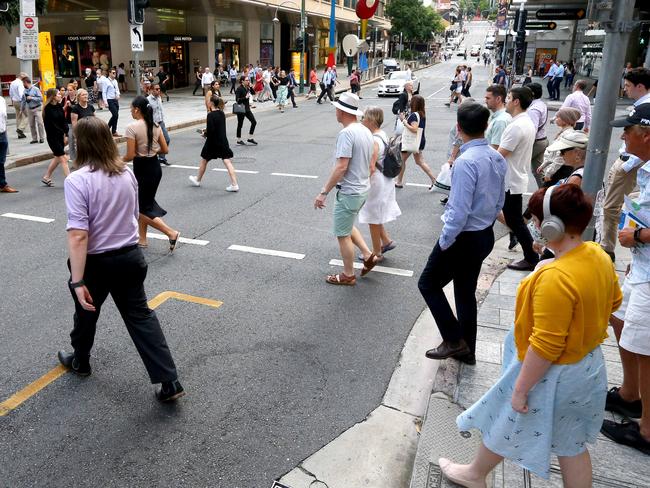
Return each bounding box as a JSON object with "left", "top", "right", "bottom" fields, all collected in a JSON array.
[
  {"left": 325, "top": 273, "right": 356, "bottom": 286},
  {"left": 361, "top": 253, "right": 379, "bottom": 277}
]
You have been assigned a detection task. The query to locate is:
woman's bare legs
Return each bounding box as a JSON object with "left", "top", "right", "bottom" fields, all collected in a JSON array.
[
  {"left": 414, "top": 152, "right": 436, "bottom": 185},
  {"left": 368, "top": 224, "right": 384, "bottom": 256},
  {"left": 139, "top": 214, "right": 178, "bottom": 241},
  {"left": 396, "top": 152, "right": 409, "bottom": 186},
  {"left": 196, "top": 158, "right": 209, "bottom": 182},
  {"left": 222, "top": 158, "right": 238, "bottom": 186},
  {"left": 351, "top": 226, "right": 373, "bottom": 260},
  {"left": 557, "top": 450, "right": 592, "bottom": 488},
  {"left": 43, "top": 155, "right": 70, "bottom": 180}
]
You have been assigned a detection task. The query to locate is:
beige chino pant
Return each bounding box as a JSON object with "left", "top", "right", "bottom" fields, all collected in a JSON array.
[
  {"left": 600, "top": 157, "right": 640, "bottom": 253},
  {"left": 12, "top": 101, "right": 28, "bottom": 133}
]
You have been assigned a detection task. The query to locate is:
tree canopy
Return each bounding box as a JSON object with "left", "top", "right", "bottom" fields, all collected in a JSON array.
[
  {"left": 0, "top": 0, "right": 47, "bottom": 33},
  {"left": 385, "top": 0, "right": 445, "bottom": 42}
]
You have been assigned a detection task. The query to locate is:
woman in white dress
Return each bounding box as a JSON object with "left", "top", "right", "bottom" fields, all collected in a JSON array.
[{"left": 358, "top": 106, "right": 401, "bottom": 261}]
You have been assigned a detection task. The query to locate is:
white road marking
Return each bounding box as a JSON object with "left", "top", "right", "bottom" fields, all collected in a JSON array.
[
  {"left": 271, "top": 172, "right": 318, "bottom": 179},
  {"left": 169, "top": 164, "right": 200, "bottom": 170},
  {"left": 228, "top": 244, "right": 305, "bottom": 260},
  {"left": 328, "top": 259, "right": 414, "bottom": 277},
  {"left": 146, "top": 232, "right": 210, "bottom": 246},
  {"left": 213, "top": 168, "right": 260, "bottom": 174},
  {"left": 426, "top": 85, "right": 448, "bottom": 99},
  {"left": 1, "top": 213, "right": 54, "bottom": 223},
  {"left": 405, "top": 182, "right": 430, "bottom": 188}
]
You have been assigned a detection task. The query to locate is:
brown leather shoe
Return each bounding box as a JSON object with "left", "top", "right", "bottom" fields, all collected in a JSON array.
[
  {"left": 0, "top": 185, "right": 18, "bottom": 193},
  {"left": 425, "top": 340, "right": 471, "bottom": 360}
]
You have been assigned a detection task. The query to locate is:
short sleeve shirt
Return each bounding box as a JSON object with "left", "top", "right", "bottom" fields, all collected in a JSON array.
[
  {"left": 485, "top": 109, "right": 512, "bottom": 147},
  {"left": 335, "top": 122, "right": 373, "bottom": 195},
  {"left": 125, "top": 119, "right": 162, "bottom": 157},
  {"left": 499, "top": 112, "right": 536, "bottom": 194},
  {"left": 71, "top": 104, "right": 95, "bottom": 120}
]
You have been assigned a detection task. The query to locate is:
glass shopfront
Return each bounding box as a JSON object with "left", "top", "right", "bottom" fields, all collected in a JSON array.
[
  {"left": 54, "top": 35, "right": 112, "bottom": 78},
  {"left": 215, "top": 19, "right": 244, "bottom": 70},
  {"left": 260, "top": 22, "right": 274, "bottom": 67}
]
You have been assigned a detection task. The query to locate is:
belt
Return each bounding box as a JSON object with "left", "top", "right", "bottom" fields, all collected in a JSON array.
[
  {"left": 88, "top": 244, "right": 138, "bottom": 258},
  {"left": 621, "top": 155, "right": 630, "bottom": 162},
  {"left": 535, "top": 137, "right": 547, "bottom": 141}
]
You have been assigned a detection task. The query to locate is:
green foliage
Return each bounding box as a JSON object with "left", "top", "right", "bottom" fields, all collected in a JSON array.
[
  {"left": 0, "top": 0, "right": 47, "bottom": 33},
  {"left": 386, "top": 0, "right": 444, "bottom": 42}
]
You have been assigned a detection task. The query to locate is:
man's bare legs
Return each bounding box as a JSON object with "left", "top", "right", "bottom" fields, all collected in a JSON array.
[{"left": 611, "top": 315, "right": 641, "bottom": 403}]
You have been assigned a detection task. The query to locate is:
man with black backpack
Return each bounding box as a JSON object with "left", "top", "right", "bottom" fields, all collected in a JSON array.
[{"left": 419, "top": 103, "right": 507, "bottom": 365}]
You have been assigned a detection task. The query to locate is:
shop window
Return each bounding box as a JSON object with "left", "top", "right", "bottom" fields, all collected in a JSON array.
[{"left": 261, "top": 22, "right": 274, "bottom": 40}]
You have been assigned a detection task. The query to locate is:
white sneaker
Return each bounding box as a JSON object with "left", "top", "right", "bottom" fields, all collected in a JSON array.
[
  {"left": 189, "top": 175, "right": 201, "bottom": 187},
  {"left": 225, "top": 184, "right": 239, "bottom": 192}
]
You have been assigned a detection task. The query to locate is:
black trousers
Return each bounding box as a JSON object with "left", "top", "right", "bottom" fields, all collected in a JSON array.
[
  {"left": 317, "top": 83, "right": 334, "bottom": 103},
  {"left": 288, "top": 87, "right": 297, "bottom": 107},
  {"left": 230, "top": 78, "right": 237, "bottom": 94},
  {"left": 67, "top": 246, "right": 178, "bottom": 384},
  {"left": 503, "top": 191, "right": 538, "bottom": 264},
  {"left": 236, "top": 109, "right": 256, "bottom": 138},
  {"left": 418, "top": 226, "right": 495, "bottom": 354},
  {"left": 107, "top": 99, "right": 119, "bottom": 134}
]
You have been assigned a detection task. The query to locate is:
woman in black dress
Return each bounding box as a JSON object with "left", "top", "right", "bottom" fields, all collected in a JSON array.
[
  {"left": 189, "top": 96, "right": 238, "bottom": 192},
  {"left": 41, "top": 88, "right": 70, "bottom": 186},
  {"left": 123, "top": 96, "right": 180, "bottom": 251}
]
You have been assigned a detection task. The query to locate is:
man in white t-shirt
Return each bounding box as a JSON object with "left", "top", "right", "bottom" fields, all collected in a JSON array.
[
  {"left": 497, "top": 86, "right": 538, "bottom": 271},
  {"left": 9, "top": 72, "right": 27, "bottom": 138},
  {"left": 314, "top": 93, "right": 377, "bottom": 286},
  {"left": 201, "top": 67, "right": 214, "bottom": 94}
]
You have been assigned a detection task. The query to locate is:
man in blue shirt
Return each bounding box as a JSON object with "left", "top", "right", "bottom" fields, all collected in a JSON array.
[
  {"left": 102, "top": 68, "right": 121, "bottom": 137},
  {"left": 543, "top": 60, "right": 558, "bottom": 100},
  {"left": 419, "top": 103, "right": 507, "bottom": 364}
]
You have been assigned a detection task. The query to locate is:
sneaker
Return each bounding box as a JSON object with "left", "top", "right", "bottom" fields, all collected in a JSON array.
[
  {"left": 247, "top": 138, "right": 258, "bottom": 145},
  {"left": 225, "top": 184, "right": 239, "bottom": 192},
  {"left": 601, "top": 419, "right": 650, "bottom": 455},
  {"left": 606, "top": 386, "right": 642, "bottom": 418},
  {"left": 237, "top": 140, "right": 246, "bottom": 145},
  {"left": 156, "top": 380, "right": 186, "bottom": 402},
  {"left": 30, "top": 140, "right": 39, "bottom": 144},
  {"left": 188, "top": 175, "right": 201, "bottom": 187},
  {"left": 159, "top": 158, "right": 171, "bottom": 166},
  {"left": 57, "top": 350, "right": 92, "bottom": 377}
]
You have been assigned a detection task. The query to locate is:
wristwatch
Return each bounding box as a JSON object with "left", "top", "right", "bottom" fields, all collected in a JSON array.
[
  {"left": 70, "top": 279, "right": 85, "bottom": 289},
  {"left": 634, "top": 228, "right": 644, "bottom": 245},
  {"left": 320, "top": 190, "right": 329, "bottom": 196}
]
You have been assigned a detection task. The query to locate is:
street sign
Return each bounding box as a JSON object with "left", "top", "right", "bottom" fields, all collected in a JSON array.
[
  {"left": 130, "top": 23, "right": 144, "bottom": 52},
  {"left": 535, "top": 8, "right": 586, "bottom": 21},
  {"left": 20, "top": 0, "right": 36, "bottom": 16},
  {"left": 19, "top": 15, "right": 39, "bottom": 60},
  {"left": 526, "top": 22, "right": 558, "bottom": 30}
]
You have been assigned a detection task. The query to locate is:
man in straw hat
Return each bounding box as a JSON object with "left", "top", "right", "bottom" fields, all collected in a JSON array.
[{"left": 313, "top": 92, "right": 378, "bottom": 285}]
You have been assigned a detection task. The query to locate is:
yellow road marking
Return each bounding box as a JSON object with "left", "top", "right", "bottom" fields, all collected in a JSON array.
[{"left": 0, "top": 291, "right": 222, "bottom": 417}]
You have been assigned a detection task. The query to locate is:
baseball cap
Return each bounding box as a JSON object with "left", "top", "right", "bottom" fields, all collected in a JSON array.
[
  {"left": 547, "top": 129, "right": 589, "bottom": 152},
  {"left": 610, "top": 103, "right": 650, "bottom": 128}
]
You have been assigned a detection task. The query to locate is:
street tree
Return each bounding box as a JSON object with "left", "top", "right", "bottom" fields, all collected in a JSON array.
[{"left": 386, "top": 0, "right": 444, "bottom": 43}]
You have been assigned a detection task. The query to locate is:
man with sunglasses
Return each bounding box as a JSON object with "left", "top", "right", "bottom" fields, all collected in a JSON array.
[
  {"left": 147, "top": 84, "right": 171, "bottom": 165},
  {"left": 103, "top": 68, "right": 121, "bottom": 137}
]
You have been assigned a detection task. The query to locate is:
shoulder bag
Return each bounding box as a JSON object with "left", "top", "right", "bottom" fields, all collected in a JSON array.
[{"left": 400, "top": 113, "right": 423, "bottom": 153}]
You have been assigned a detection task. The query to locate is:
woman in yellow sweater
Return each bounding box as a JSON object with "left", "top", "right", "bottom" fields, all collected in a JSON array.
[{"left": 439, "top": 184, "right": 622, "bottom": 488}]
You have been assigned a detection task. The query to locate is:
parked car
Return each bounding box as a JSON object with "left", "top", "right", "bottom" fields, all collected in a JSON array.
[
  {"left": 377, "top": 70, "right": 420, "bottom": 97},
  {"left": 382, "top": 58, "right": 400, "bottom": 74}
]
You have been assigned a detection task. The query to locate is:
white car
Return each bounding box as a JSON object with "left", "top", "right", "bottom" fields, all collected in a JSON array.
[
  {"left": 470, "top": 44, "right": 481, "bottom": 56},
  {"left": 377, "top": 71, "right": 420, "bottom": 97}
]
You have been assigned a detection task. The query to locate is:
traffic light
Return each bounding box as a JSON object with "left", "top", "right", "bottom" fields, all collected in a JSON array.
[
  {"left": 128, "top": 0, "right": 150, "bottom": 25},
  {"left": 295, "top": 37, "right": 304, "bottom": 51}
]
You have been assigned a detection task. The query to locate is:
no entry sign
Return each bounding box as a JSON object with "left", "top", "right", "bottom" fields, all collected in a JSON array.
[{"left": 24, "top": 17, "right": 34, "bottom": 28}]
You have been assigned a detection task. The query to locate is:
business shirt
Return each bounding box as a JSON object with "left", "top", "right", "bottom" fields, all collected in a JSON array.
[
  {"left": 102, "top": 77, "right": 120, "bottom": 101},
  {"left": 0, "top": 96, "right": 7, "bottom": 133},
  {"left": 628, "top": 159, "right": 650, "bottom": 284},
  {"left": 555, "top": 64, "right": 565, "bottom": 79},
  {"left": 544, "top": 64, "right": 558, "bottom": 79},
  {"left": 201, "top": 72, "right": 214, "bottom": 86},
  {"left": 620, "top": 93, "right": 650, "bottom": 172},
  {"left": 9, "top": 78, "right": 24, "bottom": 102},
  {"left": 147, "top": 94, "right": 164, "bottom": 124},
  {"left": 439, "top": 138, "right": 507, "bottom": 250},
  {"left": 560, "top": 90, "right": 591, "bottom": 129},
  {"left": 322, "top": 71, "right": 332, "bottom": 86},
  {"left": 527, "top": 99, "right": 548, "bottom": 139}
]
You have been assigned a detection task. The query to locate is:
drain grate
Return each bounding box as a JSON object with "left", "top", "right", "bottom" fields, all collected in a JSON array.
[{"left": 426, "top": 463, "right": 442, "bottom": 488}]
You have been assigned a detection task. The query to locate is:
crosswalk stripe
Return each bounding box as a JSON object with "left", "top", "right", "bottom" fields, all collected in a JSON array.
[
  {"left": 146, "top": 232, "right": 210, "bottom": 246},
  {"left": 405, "top": 183, "right": 430, "bottom": 188},
  {"left": 328, "top": 259, "right": 414, "bottom": 277},
  {"left": 213, "top": 168, "right": 259, "bottom": 174},
  {"left": 271, "top": 172, "right": 319, "bottom": 179},
  {"left": 228, "top": 244, "right": 305, "bottom": 260},
  {"left": 1, "top": 213, "right": 54, "bottom": 223}
]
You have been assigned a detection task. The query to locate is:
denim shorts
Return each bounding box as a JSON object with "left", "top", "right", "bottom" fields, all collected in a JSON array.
[{"left": 333, "top": 191, "right": 367, "bottom": 237}]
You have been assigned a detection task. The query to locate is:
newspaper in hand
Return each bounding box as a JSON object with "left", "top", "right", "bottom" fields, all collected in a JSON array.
[{"left": 619, "top": 195, "right": 650, "bottom": 230}]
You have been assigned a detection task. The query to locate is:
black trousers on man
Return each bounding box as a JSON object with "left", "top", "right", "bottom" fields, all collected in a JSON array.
[
  {"left": 107, "top": 99, "right": 119, "bottom": 135},
  {"left": 236, "top": 109, "right": 257, "bottom": 139},
  {"left": 418, "top": 226, "right": 495, "bottom": 355},
  {"left": 288, "top": 87, "right": 297, "bottom": 107},
  {"left": 503, "top": 191, "right": 539, "bottom": 265},
  {"left": 67, "top": 246, "right": 178, "bottom": 384},
  {"left": 317, "top": 82, "right": 334, "bottom": 103}
]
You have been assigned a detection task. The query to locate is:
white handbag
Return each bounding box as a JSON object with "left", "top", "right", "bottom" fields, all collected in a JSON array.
[
  {"left": 400, "top": 113, "right": 423, "bottom": 153},
  {"left": 432, "top": 163, "right": 452, "bottom": 195},
  {"left": 394, "top": 117, "right": 404, "bottom": 136}
]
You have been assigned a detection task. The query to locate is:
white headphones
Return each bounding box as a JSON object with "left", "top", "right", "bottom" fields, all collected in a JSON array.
[{"left": 540, "top": 185, "right": 565, "bottom": 241}]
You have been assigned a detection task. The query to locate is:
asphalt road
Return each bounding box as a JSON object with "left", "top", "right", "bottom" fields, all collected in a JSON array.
[{"left": 0, "top": 23, "right": 529, "bottom": 487}]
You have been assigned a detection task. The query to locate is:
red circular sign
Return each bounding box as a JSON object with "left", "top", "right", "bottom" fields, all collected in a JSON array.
[{"left": 24, "top": 17, "right": 34, "bottom": 29}]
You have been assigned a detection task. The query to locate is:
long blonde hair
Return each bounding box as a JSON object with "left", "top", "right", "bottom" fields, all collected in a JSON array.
[{"left": 74, "top": 117, "right": 125, "bottom": 176}]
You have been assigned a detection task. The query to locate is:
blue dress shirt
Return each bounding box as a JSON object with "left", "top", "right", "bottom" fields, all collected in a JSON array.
[{"left": 439, "top": 138, "right": 507, "bottom": 250}]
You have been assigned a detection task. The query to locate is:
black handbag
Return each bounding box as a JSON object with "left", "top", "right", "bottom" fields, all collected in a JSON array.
[
  {"left": 232, "top": 102, "right": 246, "bottom": 114},
  {"left": 450, "top": 81, "right": 458, "bottom": 91}
]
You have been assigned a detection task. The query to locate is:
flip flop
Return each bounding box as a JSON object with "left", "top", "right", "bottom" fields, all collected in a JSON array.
[
  {"left": 169, "top": 232, "right": 180, "bottom": 253},
  {"left": 381, "top": 241, "right": 396, "bottom": 254},
  {"left": 325, "top": 273, "right": 356, "bottom": 286},
  {"left": 41, "top": 177, "right": 53, "bottom": 187},
  {"left": 361, "top": 253, "right": 379, "bottom": 277}
]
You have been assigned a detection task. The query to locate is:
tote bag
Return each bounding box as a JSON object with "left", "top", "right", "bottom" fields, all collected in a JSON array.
[{"left": 400, "top": 113, "right": 423, "bottom": 153}]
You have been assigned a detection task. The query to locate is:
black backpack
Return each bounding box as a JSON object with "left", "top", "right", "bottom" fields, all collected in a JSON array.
[
  {"left": 375, "top": 134, "right": 402, "bottom": 178},
  {"left": 391, "top": 99, "right": 400, "bottom": 115}
]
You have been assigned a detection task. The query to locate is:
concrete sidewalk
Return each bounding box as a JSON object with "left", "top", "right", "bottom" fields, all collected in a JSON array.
[{"left": 409, "top": 237, "right": 650, "bottom": 488}]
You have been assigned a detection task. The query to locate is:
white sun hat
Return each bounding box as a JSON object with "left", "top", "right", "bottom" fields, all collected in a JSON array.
[{"left": 331, "top": 92, "right": 364, "bottom": 117}]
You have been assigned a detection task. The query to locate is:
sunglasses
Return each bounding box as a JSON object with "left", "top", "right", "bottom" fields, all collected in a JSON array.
[{"left": 560, "top": 147, "right": 576, "bottom": 155}]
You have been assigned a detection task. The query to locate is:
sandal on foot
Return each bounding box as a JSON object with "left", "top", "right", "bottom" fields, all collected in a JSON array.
[
  {"left": 169, "top": 232, "right": 180, "bottom": 253},
  {"left": 325, "top": 273, "right": 356, "bottom": 286},
  {"left": 41, "top": 177, "right": 53, "bottom": 187},
  {"left": 395, "top": 183, "right": 404, "bottom": 189},
  {"left": 361, "top": 253, "right": 379, "bottom": 277},
  {"left": 381, "top": 241, "right": 396, "bottom": 254}
]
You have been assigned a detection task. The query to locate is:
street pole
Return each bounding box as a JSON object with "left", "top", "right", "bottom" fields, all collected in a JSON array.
[
  {"left": 299, "top": 0, "right": 305, "bottom": 94},
  {"left": 582, "top": 0, "right": 636, "bottom": 239}
]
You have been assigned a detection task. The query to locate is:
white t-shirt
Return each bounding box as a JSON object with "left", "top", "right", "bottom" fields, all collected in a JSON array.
[
  {"left": 499, "top": 112, "right": 536, "bottom": 194},
  {"left": 202, "top": 72, "right": 214, "bottom": 85},
  {"left": 0, "top": 96, "right": 7, "bottom": 133},
  {"left": 335, "top": 122, "right": 373, "bottom": 195},
  {"left": 263, "top": 70, "right": 272, "bottom": 83}
]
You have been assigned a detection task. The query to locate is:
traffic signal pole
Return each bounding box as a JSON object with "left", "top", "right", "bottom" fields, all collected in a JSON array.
[{"left": 299, "top": 0, "right": 305, "bottom": 94}]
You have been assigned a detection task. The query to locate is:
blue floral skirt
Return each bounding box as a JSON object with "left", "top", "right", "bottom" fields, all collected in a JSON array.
[{"left": 456, "top": 329, "right": 607, "bottom": 479}]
